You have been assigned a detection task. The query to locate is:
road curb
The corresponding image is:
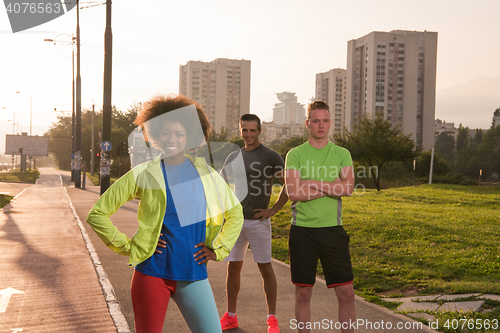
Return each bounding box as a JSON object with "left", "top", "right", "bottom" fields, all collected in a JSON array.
[{"left": 64, "top": 187, "right": 132, "bottom": 333}]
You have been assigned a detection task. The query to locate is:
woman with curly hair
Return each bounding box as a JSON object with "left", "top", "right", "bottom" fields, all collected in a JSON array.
[{"left": 87, "top": 94, "right": 243, "bottom": 333}]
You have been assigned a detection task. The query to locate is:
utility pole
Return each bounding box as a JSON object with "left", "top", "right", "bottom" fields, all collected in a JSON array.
[
  {"left": 100, "top": 0, "right": 112, "bottom": 195},
  {"left": 72, "top": 40, "right": 76, "bottom": 182},
  {"left": 413, "top": 159, "right": 416, "bottom": 186},
  {"left": 75, "top": 0, "right": 82, "bottom": 188},
  {"left": 429, "top": 148, "right": 434, "bottom": 184},
  {"left": 91, "top": 101, "right": 95, "bottom": 176}
]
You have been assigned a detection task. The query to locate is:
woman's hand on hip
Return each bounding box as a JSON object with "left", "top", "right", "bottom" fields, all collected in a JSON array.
[
  {"left": 194, "top": 242, "right": 216, "bottom": 264},
  {"left": 155, "top": 233, "right": 167, "bottom": 254}
]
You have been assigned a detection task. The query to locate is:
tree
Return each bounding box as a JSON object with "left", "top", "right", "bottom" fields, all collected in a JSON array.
[
  {"left": 208, "top": 125, "right": 230, "bottom": 143},
  {"left": 332, "top": 113, "right": 419, "bottom": 191},
  {"left": 492, "top": 107, "right": 500, "bottom": 128},
  {"left": 456, "top": 124, "right": 469, "bottom": 153},
  {"left": 272, "top": 135, "right": 308, "bottom": 160},
  {"left": 473, "top": 129, "right": 483, "bottom": 145},
  {"left": 415, "top": 150, "right": 451, "bottom": 178},
  {"left": 230, "top": 136, "right": 244, "bottom": 148},
  {"left": 45, "top": 104, "right": 139, "bottom": 176},
  {"left": 477, "top": 125, "right": 500, "bottom": 178},
  {"left": 46, "top": 115, "right": 73, "bottom": 170},
  {"left": 434, "top": 132, "right": 456, "bottom": 166}
]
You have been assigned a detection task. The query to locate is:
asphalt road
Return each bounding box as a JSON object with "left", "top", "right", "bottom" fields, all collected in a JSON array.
[
  {"left": 0, "top": 167, "right": 437, "bottom": 332},
  {"left": 62, "top": 168, "right": 435, "bottom": 333},
  {"left": 0, "top": 168, "right": 116, "bottom": 332}
]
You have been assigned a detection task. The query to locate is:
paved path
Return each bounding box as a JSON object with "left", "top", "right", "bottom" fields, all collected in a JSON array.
[
  {"left": 0, "top": 181, "right": 32, "bottom": 198},
  {"left": 0, "top": 168, "right": 116, "bottom": 332},
  {"left": 1, "top": 168, "right": 437, "bottom": 332},
  {"left": 64, "top": 169, "right": 435, "bottom": 333}
]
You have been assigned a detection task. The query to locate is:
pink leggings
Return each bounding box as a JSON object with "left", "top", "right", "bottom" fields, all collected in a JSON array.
[{"left": 131, "top": 270, "right": 222, "bottom": 333}]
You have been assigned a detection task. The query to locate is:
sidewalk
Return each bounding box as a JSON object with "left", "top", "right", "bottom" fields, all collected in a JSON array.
[
  {"left": 0, "top": 168, "right": 116, "bottom": 332},
  {"left": 1, "top": 168, "right": 437, "bottom": 332}
]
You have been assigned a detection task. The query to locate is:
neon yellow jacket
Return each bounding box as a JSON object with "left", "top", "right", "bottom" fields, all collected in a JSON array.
[{"left": 86, "top": 154, "right": 243, "bottom": 266}]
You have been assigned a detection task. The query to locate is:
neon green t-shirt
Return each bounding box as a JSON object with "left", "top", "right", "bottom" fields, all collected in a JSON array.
[{"left": 285, "top": 141, "right": 353, "bottom": 228}]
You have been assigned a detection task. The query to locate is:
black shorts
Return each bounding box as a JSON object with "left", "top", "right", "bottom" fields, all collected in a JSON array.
[{"left": 289, "top": 225, "right": 353, "bottom": 288}]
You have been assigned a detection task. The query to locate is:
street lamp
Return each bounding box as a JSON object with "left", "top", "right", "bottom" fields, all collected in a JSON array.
[
  {"left": 44, "top": 0, "right": 82, "bottom": 188},
  {"left": 15, "top": 91, "right": 32, "bottom": 135},
  {"left": 44, "top": 33, "right": 76, "bottom": 181},
  {"left": 1, "top": 106, "right": 16, "bottom": 169},
  {"left": 101, "top": 0, "right": 113, "bottom": 195},
  {"left": 1, "top": 106, "right": 16, "bottom": 134}
]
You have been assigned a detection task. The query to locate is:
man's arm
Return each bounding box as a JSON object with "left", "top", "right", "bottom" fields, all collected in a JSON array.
[
  {"left": 302, "top": 166, "right": 354, "bottom": 197},
  {"left": 253, "top": 175, "right": 289, "bottom": 220},
  {"left": 285, "top": 169, "right": 327, "bottom": 202}
]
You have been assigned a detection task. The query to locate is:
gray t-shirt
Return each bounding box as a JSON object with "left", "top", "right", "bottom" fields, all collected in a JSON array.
[{"left": 221, "top": 144, "right": 284, "bottom": 219}]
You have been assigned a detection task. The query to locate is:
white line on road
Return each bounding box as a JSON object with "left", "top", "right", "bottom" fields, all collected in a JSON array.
[
  {"left": 0, "top": 288, "right": 24, "bottom": 313},
  {"left": 63, "top": 187, "right": 132, "bottom": 333}
]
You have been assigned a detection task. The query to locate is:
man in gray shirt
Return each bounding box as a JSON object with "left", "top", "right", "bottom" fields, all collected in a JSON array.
[{"left": 220, "top": 114, "right": 288, "bottom": 333}]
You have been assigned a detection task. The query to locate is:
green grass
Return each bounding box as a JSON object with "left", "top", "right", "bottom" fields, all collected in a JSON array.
[
  {"left": 345, "top": 185, "right": 500, "bottom": 295},
  {"left": 86, "top": 172, "right": 118, "bottom": 186},
  {"left": 270, "top": 184, "right": 500, "bottom": 331},
  {"left": 428, "top": 311, "right": 500, "bottom": 333},
  {"left": 0, "top": 170, "right": 39, "bottom": 183},
  {"left": 271, "top": 184, "right": 500, "bottom": 295},
  {"left": 0, "top": 194, "right": 14, "bottom": 208}
]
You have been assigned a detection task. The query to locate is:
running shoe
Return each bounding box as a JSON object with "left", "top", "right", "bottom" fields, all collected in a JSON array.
[
  {"left": 267, "top": 315, "right": 280, "bottom": 333},
  {"left": 220, "top": 312, "right": 238, "bottom": 330}
]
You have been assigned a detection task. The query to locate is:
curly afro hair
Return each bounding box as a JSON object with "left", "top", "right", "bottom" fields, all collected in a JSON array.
[{"left": 134, "top": 94, "right": 212, "bottom": 149}]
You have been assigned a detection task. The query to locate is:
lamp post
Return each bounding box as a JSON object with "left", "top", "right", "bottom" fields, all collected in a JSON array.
[
  {"left": 1, "top": 106, "right": 16, "bottom": 134},
  {"left": 100, "top": 0, "right": 113, "bottom": 195},
  {"left": 14, "top": 91, "right": 31, "bottom": 135},
  {"left": 75, "top": 0, "right": 82, "bottom": 188},
  {"left": 413, "top": 159, "right": 416, "bottom": 186},
  {"left": 15, "top": 91, "right": 32, "bottom": 170},
  {"left": 1, "top": 106, "right": 16, "bottom": 169},
  {"left": 44, "top": 33, "right": 76, "bottom": 181}
]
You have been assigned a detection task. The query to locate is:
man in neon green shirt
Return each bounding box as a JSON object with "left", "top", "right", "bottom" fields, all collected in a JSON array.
[{"left": 285, "top": 101, "right": 355, "bottom": 333}]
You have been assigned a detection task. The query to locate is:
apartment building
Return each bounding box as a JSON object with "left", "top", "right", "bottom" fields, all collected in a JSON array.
[
  {"left": 179, "top": 58, "right": 251, "bottom": 138},
  {"left": 345, "top": 30, "right": 438, "bottom": 150},
  {"left": 435, "top": 119, "right": 457, "bottom": 141},
  {"left": 494, "top": 114, "right": 500, "bottom": 128},
  {"left": 272, "top": 92, "right": 305, "bottom": 125},
  {"left": 260, "top": 121, "right": 306, "bottom": 146},
  {"left": 315, "top": 68, "right": 346, "bottom": 136}
]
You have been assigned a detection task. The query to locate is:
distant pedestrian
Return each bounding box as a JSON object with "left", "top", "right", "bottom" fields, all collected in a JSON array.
[
  {"left": 219, "top": 114, "right": 288, "bottom": 333},
  {"left": 285, "top": 101, "right": 355, "bottom": 333},
  {"left": 87, "top": 94, "right": 243, "bottom": 333}
]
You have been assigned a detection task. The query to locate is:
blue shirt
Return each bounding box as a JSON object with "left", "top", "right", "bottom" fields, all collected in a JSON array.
[{"left": 135, "top": 158, "right": 208, "bottom": 281}]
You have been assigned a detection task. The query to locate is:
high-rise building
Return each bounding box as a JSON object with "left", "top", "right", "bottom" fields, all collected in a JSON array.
[
  {"left": 315, "top": 68, "right": 346, "bottom": 135},
  {"left": 179, "top": 58, "right": 251, "bottom": 138},
  {"left": 493, "top": 114, "right": 500, "bottom": 128},
  {"left": 345, "top": 30, "right": 438, "bottom": 150},
  {"left": 260, "top": 121, "right": 306, "bottom": 146},
  {"left": 272, "top": 92, "right": 305, "bottom": 125}
]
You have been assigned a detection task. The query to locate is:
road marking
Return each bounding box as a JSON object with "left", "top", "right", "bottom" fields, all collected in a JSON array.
[
  {"left": 0, "top": 288, "right": 24, "bottom": 313},
  {"left": 63, "top": 188, "right": 131, "bottom": 332},
  {"left": 11, "top": 329, "right": 23, "bottom": 332}
]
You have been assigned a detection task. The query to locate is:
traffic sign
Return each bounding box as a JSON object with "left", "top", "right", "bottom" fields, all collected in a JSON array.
[{"left": 101, "top": 141, "right": 112, "bottom": 152}]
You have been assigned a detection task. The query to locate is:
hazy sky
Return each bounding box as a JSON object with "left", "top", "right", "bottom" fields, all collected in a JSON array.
[{"left": 1, "top": 0, "right": 500, "bottom": 144}]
